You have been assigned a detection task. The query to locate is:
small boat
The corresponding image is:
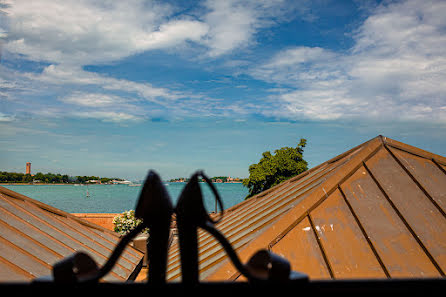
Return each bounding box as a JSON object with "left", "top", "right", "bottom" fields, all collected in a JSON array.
[{"left": 86, "top": 190, "right": 90, "bottom": 197}]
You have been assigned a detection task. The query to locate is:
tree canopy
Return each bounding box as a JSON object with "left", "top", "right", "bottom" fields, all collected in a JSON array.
[
  {"left": 243, "top": 139, "right": 308, "bottom": 198},
  {"left": 0, "top": 171, "right": 122, "bottom": 184}
]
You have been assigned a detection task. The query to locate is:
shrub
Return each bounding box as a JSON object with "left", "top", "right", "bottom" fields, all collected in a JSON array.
[{"left": 112, "top": 210, "right": 148, "bottom": 235}]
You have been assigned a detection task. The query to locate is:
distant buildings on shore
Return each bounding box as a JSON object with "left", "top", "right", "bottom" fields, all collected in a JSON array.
[
  {"left": 85, "top": 179, "right": 132, "bottom": 184},
  {"left": 0, "top": 163, "right": 130, "bottom": 184},
  {"left": 16, "top": 162, "right": 243, "bottom": 185},
  {"left": 168, "top": 176, "right": 243, "bottom": 183}
]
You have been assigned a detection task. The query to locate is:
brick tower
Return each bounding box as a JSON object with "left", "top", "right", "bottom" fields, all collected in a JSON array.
[{"left": 26, "top": 162, "right": 31, "bottom": 175}]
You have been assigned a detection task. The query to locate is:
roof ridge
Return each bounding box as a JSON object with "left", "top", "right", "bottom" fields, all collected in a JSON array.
[{"left": 380, "top": 137, "right": 446, "bottom": 165}]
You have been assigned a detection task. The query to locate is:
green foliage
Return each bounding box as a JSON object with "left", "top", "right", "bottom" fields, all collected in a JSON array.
[
  {"left": 0, "top": 171, "right": 120, "bottom": 184},
  {"left": 243, "top": 139, "right": 308, "bottom": 199}
]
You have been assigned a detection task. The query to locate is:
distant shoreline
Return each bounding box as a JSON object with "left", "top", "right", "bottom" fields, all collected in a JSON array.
[
  {"left": 1, "top": 181, "right": 244, "bottom": 185},
  {"left": 169, "top": 181, "right": 243, "bottom": 184},
  {"left": 1, "top": 183, "right": 70, "bottom": 185},
  {"left": 0, "top": 183, "right": 127, "bottom": 186}
]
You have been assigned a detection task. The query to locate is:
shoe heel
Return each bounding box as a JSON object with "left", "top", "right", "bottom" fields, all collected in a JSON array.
[
  {"left": 146, "top": 215, "right": 172, "bottom": 283},
  {"left": 176, "top": 217, "right": 199, "bottom": 283},
  {"left": 135, "top": 170, "right": 173, "bottom": 284},
  {"left": 175, "top": 172, "right": 203, "bottom": 284}
]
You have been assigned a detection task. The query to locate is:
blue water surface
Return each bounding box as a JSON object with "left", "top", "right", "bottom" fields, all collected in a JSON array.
[{"left": 3, "top": 183, "right": 248, "bottom": 213}]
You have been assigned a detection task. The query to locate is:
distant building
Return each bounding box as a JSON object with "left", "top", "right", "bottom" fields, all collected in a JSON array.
[
  {"left": 86, "top": 179, "right": 101, "bottom": 184},
  {"left": 112, "top": 179, "right": 132, "bottom": 184},
  {"left": 26, "top": 162, "right": 31, "bottom": 175}
]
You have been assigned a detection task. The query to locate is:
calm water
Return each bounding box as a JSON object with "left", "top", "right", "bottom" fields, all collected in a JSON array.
[{"left": 3, "top": 183, "right": 248, "bottom": 213}]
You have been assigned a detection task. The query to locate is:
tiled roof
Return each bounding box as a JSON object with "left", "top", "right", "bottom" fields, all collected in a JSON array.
[
  {"left": 0, "top": 186, "right": 144, "bottom": 282},
  {"left": 166, "top": 136, "right": 446, "bottom": 281}
]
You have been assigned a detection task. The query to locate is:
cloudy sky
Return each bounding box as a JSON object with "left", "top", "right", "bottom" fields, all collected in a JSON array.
[{"left": 1, "top": 0, "right": 445, "bottom": 180}]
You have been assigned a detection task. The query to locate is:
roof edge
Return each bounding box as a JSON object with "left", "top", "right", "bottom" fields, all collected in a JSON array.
[
  {"left": 0, "top": 185, "right": 118, "bottom": 236},
  {"left": 381, "top": 136, "right": 446, "bottom": 165}
]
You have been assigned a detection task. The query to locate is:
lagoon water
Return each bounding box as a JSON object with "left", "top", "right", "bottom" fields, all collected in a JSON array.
[{"left": 3, "top": 183, "right": 248, "bottom": 214}]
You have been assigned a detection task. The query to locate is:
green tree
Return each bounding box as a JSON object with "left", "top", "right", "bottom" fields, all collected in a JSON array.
[
  {"left": 62, "top": 175, "right": 69, "bottom": 183},
  {"left": 34, "top": 172, "right": 45, "bottom": 182},
  {"left": 243, "top": 139, "right": 308, "bottom": 199}
]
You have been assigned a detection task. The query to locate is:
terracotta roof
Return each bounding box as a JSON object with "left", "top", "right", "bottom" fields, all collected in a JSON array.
[
  {"left": 0, "top": 186, "right": 144, "bottom": 282},
  {"left": 166, "top": 135, "right": 446, "bottom": 281}
]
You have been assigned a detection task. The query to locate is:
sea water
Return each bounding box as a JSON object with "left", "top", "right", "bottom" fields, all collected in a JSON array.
[{"left": 3, "top": 183, "right": 248, "bottom": 213}]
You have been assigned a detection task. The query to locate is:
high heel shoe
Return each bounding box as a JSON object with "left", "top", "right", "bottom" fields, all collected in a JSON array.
[
  {"left": 175, "top": 171, "right": 297, "bottom": 284},
  {"left": 50, "top": 170, "right": 173, "bottom": 284}
]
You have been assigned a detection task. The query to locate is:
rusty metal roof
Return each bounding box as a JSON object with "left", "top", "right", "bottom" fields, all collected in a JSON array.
[
  {"left": 0, "top": 186, "right": 144, "bottom": 282},
  {"left": 166, "top": 135, "right": 446, "bottom": 281}
]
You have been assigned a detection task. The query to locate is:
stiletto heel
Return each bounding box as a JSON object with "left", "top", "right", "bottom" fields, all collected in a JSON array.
[
  {"left": 176, "top": 171, "right": 301, "bottom": 283},
  {"left": 175, "top": 171, "right": 207, "bottom": 284},
  {"left": 135, "top": 170, "right": 173, "bottom": 284}
]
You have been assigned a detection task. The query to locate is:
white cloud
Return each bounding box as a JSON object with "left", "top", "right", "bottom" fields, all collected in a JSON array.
[
  {"left": 0, "top": 112, "right": 14, "bottom": 122},
  {"left": 2, "top": 0, "right": 304, "bottom": 63},
  {"left": 141, "top": 19, "right": 208, "bottom": 50},
  {"left": 58, "top": 91, "right": 151, "bottom": 122},
  {"left": 71, "top": 111, "right": 144, "bottom": 123},
  {"left": 202, "top": 0, "right": 308, "bottom": 57},
  {"left": 252, "top": 0, "right": 446, "bottom": 123},
  {"left": 27, "top": 64, "right": 183, "bottom": 105},
  {"left": 60, "top": 92, "right": 128, "bottom": 107},
  {"left": 5, "top": 0, "right": 444, "bottom": 124},
  {"left": 202, "top": 0, "right": 259, "bottom": 57},
  {"left": 253, "top": 46, "right": 342, "bottom": 85},
  {"left": 2, "top": 0, "right": 208, "bottom": 65},
  {"left": 3, "top": 0, "right": 298, "bottom": 122}
]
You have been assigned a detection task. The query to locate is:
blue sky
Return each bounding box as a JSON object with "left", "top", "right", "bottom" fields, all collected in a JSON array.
[{"left": 1, "top": 0, "right": 445, "bottom": 181}]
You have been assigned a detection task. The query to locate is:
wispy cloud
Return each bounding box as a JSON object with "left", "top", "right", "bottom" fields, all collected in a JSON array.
[
  {"left": 251, "top": 0, "right": 446, "bottom": 123},
  {"left": 201, "top": 0, "right": 313, "bottom": 57},
  {"left": 2, "top": 0, "right": 309, "bottom": 122},
  {"left": 2, "top": 0, "right": 306, "bottom": 64},
  {"left": 1, "top": 0, "right": 445, "bottom": 125},
  {"left": 33, "top": 65, "right": 183, "bottom": 104},
  {"left": 60, "top": 92, "right": 128, "bottom": 107},
  {"left": 2, "top": 0, "right": 208, "bottom": 65},
  {"left": 0, "top": 112, "right": 14, "bottom": 122},
  {"left": 71, "top": 111, "right": 145, "bottom": 123}
]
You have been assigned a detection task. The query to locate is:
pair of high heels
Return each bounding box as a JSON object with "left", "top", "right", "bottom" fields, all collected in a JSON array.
[{"left": 50, "top": 170, "right": 302, "bottom": 284}]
